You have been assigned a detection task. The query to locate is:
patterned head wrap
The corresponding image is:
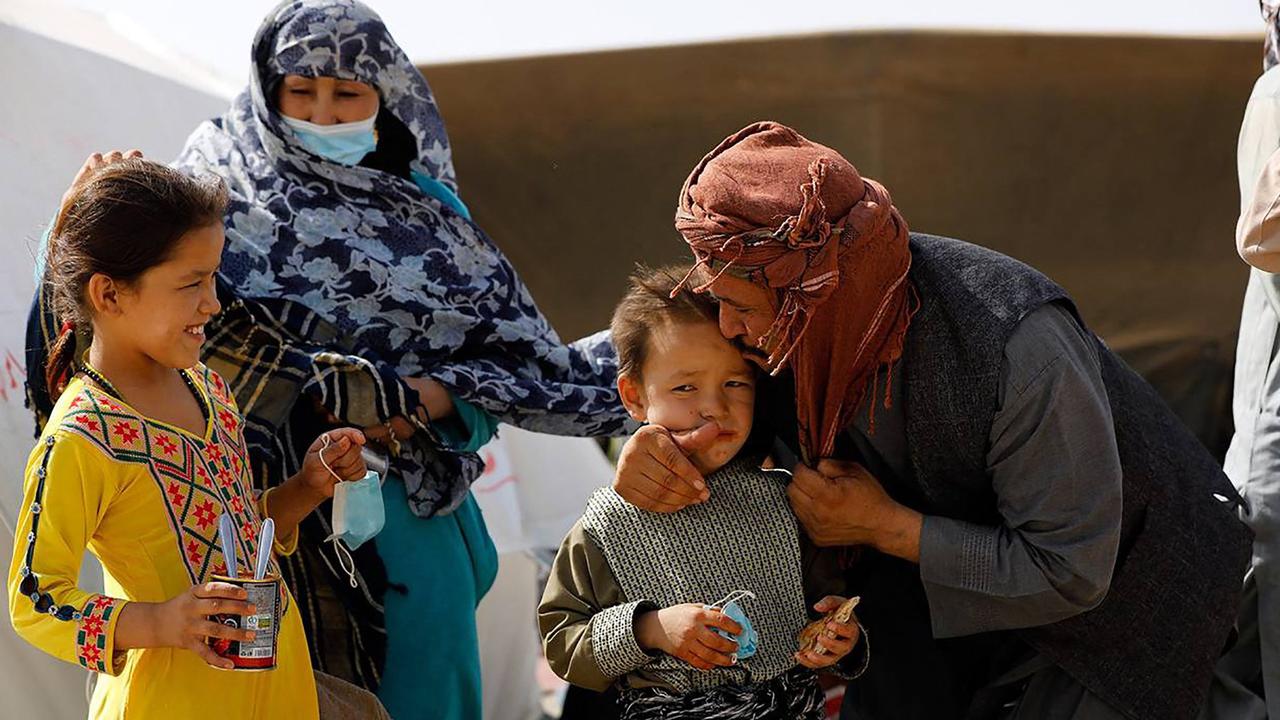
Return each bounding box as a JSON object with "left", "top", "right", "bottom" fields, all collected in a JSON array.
[
  {"left": 176, "top": 0, "right": 626, "bottom": 516},
  {"left": 674, "top": 122, "right": 916, "bottom": 460}
]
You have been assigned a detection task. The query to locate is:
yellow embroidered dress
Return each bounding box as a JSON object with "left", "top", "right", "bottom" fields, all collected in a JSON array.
[{"left": 7, "top": 365, "right": 319, "bottom": 719}]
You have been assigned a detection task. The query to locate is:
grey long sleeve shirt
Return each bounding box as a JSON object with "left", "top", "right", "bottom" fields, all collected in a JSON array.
[{"left": 847, "top": 303, "right": 1123, "bottom": 639}]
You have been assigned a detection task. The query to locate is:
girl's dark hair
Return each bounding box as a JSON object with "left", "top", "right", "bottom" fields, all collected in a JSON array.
[
  {"left": 43, "top": 158, "right": 228, "bottom": 395},
  {"left": 610, "top": 265, "right": 720, "bottom": 379}
]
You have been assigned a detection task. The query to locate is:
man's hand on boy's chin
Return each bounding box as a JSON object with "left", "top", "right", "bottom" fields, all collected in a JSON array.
[{"left": 613, "top": 424, "right": 720, "bottom": 512}]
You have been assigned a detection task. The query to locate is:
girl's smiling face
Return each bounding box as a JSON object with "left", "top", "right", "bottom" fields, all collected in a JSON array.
[
  {"left": 618, "top": 318, "right": 758, "bottom": 475},
  {"left": 89, "top": 223, "right": 225, "bottom": 370}
]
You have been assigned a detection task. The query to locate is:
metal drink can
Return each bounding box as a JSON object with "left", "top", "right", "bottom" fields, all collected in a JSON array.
[{"left": 206, "top": 574, "right": 280, "bottom": 671}]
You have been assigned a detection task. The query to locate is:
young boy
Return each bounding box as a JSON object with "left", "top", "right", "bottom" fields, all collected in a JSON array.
[{"left": 538, "top": 267, "right": 866, "bottom": 719}]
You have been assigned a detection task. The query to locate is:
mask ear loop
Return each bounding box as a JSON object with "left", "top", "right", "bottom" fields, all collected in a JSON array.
[
  {"left": 319, "top": 434, "right": 360, "bottom": 589},
  {"left": 711, "top": 589, "right": 756, "bottom": 610}
]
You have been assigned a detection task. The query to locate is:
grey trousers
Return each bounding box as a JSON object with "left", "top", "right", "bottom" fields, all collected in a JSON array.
[{"left": 1204, "top": 271, "right": 1280, "bottom": 720}]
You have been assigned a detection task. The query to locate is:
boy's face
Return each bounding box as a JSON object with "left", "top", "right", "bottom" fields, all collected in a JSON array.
[{"left": 618, "top": 319, "right": 757, "bottom": 475}]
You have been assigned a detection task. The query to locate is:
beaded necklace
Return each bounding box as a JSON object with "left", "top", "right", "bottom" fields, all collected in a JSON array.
[{"left": 77, "top": 360, "right": 211, "bottom": 428}]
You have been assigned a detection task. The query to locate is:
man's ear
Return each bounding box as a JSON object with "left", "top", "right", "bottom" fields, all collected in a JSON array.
[{"left": 617, "top": 374, "right": 647, "bottom": 423}]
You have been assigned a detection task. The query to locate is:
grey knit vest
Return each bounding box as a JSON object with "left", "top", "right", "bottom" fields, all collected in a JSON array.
[
  {"left": 864, "top": 234, "right": 1252, "bottom": 720},
  {"left": 581, "top": 458, "right": 808, "bottom": 694}
]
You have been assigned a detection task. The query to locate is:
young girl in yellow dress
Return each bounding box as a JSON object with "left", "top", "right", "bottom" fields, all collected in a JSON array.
[{"left": 7, "top": 156, "right": 368, "bottom": 719}]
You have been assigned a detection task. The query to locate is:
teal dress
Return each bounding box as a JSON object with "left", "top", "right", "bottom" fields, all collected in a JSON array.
[
  {"left": 374, "top": 179, "right": 502, "bottom": 720},
  {"left": 374, "top": 397, "right": 499, "bottom": 720}
]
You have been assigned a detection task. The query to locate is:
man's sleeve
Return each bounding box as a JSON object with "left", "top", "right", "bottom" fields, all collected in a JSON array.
[{"left": 917, "top": 304, "right": 1123, "bottom": 638}]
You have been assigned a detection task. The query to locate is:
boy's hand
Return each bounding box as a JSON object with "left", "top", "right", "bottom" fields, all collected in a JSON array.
[
  {"left": 635, "top": 603, "right": 742, "bottom": 670},
  {"left": 794, "top": 595, "right": 860, "bottom": 669},
  {"left": 296, "top": 428, "right": 367, "bottom": 500}
]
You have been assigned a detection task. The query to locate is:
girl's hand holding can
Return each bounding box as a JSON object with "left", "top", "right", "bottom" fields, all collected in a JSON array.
[{"left": 117, "top": 582, "right": 258, "bottom": 670}]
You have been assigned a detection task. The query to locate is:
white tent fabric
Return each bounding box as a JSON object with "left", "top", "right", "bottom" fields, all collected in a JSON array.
[
  {"left": 0, "top": 7, "right": 617, "bottom": 718},
  {"left": 472, "top": 426, "right": 614, "bottom": 720},
  {"left": 0, "top": 9, "right": 228, "bottom": 718}
]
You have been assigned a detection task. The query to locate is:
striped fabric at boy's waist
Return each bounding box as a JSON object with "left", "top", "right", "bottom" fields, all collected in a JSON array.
[{"left": 618, "top": 665, "right": 825, "bottom": 720}]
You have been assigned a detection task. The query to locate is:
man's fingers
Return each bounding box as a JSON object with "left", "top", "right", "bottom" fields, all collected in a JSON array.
[
  {"left": 652, "top": 433, "right": 708, "bottom": 498},
  {"left": 816, "top": 458, "right": 862, "bottom": 478},
  {"left": 671, "top": 422, "right": 719, "bottom": 454},
  {"left": 790, "top": 463, "right": 829, "bottom": 494},
  {"left": 637, "top": 463, "right": 703, "bottom": 504},
  {"left": 388, "top": 417, "right": 415, "bottom": 440},
  {"left": 327, "top": 427, "right": 366, "bottom": 446},
  {"left": 124, "top": 149, "right": 144, "bottom": 159},
  {"left": 628, "top": 486, "right": 691, "bottom": 514}
]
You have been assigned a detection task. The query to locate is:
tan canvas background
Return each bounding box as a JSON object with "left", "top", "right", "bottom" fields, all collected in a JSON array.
[{"left": 422, "top": 30, "right": 1259, "bottom": 454}]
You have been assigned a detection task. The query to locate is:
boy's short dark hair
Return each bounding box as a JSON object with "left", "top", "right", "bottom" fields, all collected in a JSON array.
[{"left": 610, "top": 266, "right": 720, "bottom": 379}]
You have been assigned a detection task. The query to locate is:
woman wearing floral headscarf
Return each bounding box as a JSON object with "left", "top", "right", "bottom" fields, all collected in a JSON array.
[{"left": 27, "top": 1, "right": 629, "bottom": 718}]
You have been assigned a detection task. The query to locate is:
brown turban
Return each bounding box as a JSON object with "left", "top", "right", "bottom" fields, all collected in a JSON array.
[{"left": 674, "top": 121, "right": 915, "bottom": 460}]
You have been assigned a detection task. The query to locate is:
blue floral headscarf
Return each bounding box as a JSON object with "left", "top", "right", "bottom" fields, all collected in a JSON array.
[{"left": 176, "top": 1, "right": 627, "bottom": 449}]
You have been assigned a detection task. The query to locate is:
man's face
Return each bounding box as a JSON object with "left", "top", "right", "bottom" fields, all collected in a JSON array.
[{"left": 696, "top": 267, "right": 779, "bottom": 371}]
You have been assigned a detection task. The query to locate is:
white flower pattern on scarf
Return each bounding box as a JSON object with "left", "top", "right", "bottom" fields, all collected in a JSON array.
[{"left": 176, "top": 0, "right": 629, "bottom": 516}]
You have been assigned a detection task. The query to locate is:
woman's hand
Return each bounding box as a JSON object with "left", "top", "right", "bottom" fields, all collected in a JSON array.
[
  {"left": 794, "top": 595, "right": 860, "bottom": 669},
  {"left": 115, "top": 582, "right": 257, "bottom": 670},
  {"left": 635, "top": 603, "right": 742, "bottom": 670},
  {"left": 62, "top": 150, "right": 143, "bottom": 207},
  {"left": 404, "top": 376, "right": 455, "bottom": 421},
  {"left": 362, "top": 416, "right": 415, "bottom": 451}
]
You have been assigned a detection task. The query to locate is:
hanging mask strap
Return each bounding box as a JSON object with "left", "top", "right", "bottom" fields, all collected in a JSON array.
[
  {"left": 331, "top": 538, "right": 359, "bottom": 589},
  {"left": 319, "top": 433, "right": 338, "bottom": 479},
  {"left": 320, "top": 434, "right": 359, "bottom": 589},
  {"left": 711, "top": 589, "right": 756, "bottom": 609}
]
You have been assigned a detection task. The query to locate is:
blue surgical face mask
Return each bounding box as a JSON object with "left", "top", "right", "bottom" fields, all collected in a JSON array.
[
  {"left": 318, "top": 439, "right": 386, "bottom": 588},
  {"left": 281, "top": 113, "right": 377, "bottom": 165},
  {"left": 707, "top": 590, "right": 759, "bottom": 661}
]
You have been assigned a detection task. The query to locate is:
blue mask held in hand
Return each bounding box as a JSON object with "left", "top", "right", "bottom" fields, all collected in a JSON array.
[
  {"left": 319, "top": 437, "right": 386, "bottom": 587},
  {"left": 281, "top": 113, "right": 377, "bottom": 166},
  {"left": 706, "top": 589, "right": 759, "bottom": 661}
]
